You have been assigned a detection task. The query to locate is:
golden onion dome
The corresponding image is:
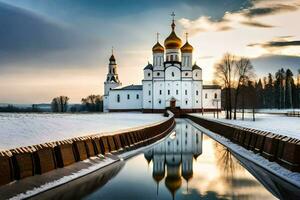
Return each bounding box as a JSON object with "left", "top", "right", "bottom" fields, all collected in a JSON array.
[
  {"left": 164, "top": 21, "right": 182, "bottom": 49},
  {"left": 181, "top": 42, "right": 193, "bottom": 53},
  {"left": 152, "top": 42, "right": 164, "bottom": 53},
  {"left": 165, "top": 176, "right": 182, "bottom": 194}
]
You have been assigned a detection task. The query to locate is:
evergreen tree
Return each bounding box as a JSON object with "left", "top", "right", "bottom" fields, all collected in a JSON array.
[{"left": 285, "top": 69, "right": 293, "bottom": 108}]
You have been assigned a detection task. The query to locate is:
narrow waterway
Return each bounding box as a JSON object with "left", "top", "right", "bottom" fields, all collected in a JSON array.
[{"left": 31, "top": 119, "right": 296, "bottom": 200}]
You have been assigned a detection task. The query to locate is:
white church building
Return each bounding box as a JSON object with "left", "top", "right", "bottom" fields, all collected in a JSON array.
[{"left": 103, "top": 16, "right": 221, "bottom": 114}]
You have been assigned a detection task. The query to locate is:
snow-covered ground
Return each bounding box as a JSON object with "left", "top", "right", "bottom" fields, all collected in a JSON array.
[
  {"left": 0, "top": 113, "right": 165, "bottom": 150},
  {"left": 238, "top": 108, "right": 300, "bottom": 114},
  {"left": 191, "top": 112, "right": 300, "bottom": 139}
]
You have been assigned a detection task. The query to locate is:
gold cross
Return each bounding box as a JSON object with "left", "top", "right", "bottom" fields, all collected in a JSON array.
[
  {"left": 156, "top": 32, "right": 160, "bottom": 42},
  {"left": 171, "top": 12, "right": 175, "bottom": 20}
]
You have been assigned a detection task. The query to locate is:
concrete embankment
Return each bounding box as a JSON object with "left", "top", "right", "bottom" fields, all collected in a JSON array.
[
  {"left": 0, "top": 112, "right": 175, "bottom": 188},
  {"left": 186, "top": 114, "right": 300, "bottom": 173}
]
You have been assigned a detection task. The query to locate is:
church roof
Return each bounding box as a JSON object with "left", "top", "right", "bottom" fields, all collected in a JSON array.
[
  {"left": 144, "top": 63, "right": 153, "bottom": 70},
  {"left": 113, "top": 84, "right": 143, "bottom": 91},
  {"left": 181, "top": 41, "right": 193, "bottom": 53},
  {"left": 203, "top": 85, "right": 221, "bottom": 89},
  {"left": 152, "top": 42, "right": 164, "bottom": 53},
  {"left": 192, "top": 64, "right": 201, "bottom": 70},
  {"left": 109, "top": 54, "right": 116, "bottom": 62}
]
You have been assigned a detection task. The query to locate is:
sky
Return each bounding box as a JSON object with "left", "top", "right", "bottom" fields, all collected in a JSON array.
[{"left": 0, "top": 0, "right": 300, "bottom": 103}]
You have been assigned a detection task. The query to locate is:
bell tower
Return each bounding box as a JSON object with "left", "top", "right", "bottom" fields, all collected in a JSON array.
[{"left": 104, "top": 48, "right": 121, "bottom": 95}]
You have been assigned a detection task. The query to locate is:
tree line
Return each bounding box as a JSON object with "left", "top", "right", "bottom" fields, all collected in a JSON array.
[
  {"left": 214, "top": 53, "right": 300, "bottom": 120},
  {"left": 51, "top": 94, "right": 103, "bottom": 113}
]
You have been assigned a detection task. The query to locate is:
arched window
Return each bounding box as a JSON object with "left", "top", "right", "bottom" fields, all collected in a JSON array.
[
  {"left": 136, "top": 94, "right": 139, "bottom": 99},
  {"left": 176, "top": 90, "right": 179, "bottom": 95},
  {"left": 214, "top": 93, "right": 217, "bottom": 99},
  {"left": 185, "top": 90, "right": 187, "bottom": 95},
  {"left": 196, "top": 90, "right": 199, "bottom": 95},
  {"left": 158, "top": 99, "right": 161, "bottom": 104},
  {"left": 205, "top": 93, "right": 208, "bottom": 99},
  {"left": 185, "top": 100, "right": 188, "bottom": 104},
  {"left": 168, "top": 90, "right": 170, "bottom": 95},
  {"left": 170, "top": 55, "right": 173, "bottom": 61},
  {"left": 148, "top": 73, "right": 151, "bottom": 77},
  {"left": 148, "top": 90, "right": 151, "bottom": 96},
  {"left": 117, "top": 94, "right": 120, "bottom": 102},
  {"left": 113, "top": 68, "right": 116, "bottom": 74},
  {"left": 127, "top": 94, "right": 130, "bottom": 100},
  {"left": 159, "top": 90, "right": 162, "bottom": 95},
  {"left": 157, "top": 72, "right": 160, "bottom": 76},
  {"left": 172, "top": 72, "right": 175, "bottom": 77}
]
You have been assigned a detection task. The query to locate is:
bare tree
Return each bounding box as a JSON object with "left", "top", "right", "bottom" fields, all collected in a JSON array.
[
  {"left": 233, "top": 57, "right": 254, "bottom": 119},
  {"left": 51, "top": 96, "right": 69, "bottom": 112},
  {"left": 214, "top": 53, "right": 236, "bottom": 119},
  {"left": 82, "top": 94, "right": 103, "bottom": 112}
]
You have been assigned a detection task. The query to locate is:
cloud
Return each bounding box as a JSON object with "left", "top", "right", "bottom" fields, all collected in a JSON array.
[
  {"left": 243, "top": 3, "right": 299, "bottom": 18},
  {"left": 0, "top": 2, "right": 99, "bottom": 66},
  {"left": 251, "top": 54, "right": 300, "bottom": 75},
  {"left": 248, "top": 40, "right": 300, "bottom": 48},
  {"left": 240, "top": 20, "right": 274, "bottom": 28},
  {"left": 178, "top": 16, "right": 232, "bottom": 35}
]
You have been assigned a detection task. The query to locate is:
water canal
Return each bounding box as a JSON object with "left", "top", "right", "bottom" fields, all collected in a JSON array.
[{"left": 31, "top": 119, "right": 299, "bottom": 200}]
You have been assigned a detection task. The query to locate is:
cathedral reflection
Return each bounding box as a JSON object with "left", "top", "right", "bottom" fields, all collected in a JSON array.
[{"left": 144, "top": 121, "right": 202, "bottom": 198}]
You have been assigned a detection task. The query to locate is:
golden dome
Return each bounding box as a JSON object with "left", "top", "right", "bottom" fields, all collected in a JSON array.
[
  {"left": 153, "top": 173, "right": 165, "bottom": 182},
  {"left": 164, "top": 22, "right": 182, "bottom": 49},
  {"left": 152, "top": 42, "right": 164, "bottom": 53},
  {"left": 181, "top": 42, "right": 193, "bottom": 53},
  {"left": 165, "top": 176, "right": 182, "bottom": 194}
]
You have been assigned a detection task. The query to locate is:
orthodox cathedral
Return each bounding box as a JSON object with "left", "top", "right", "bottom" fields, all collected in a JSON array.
[{"left": 103, "top": 15, "right": 221, "bottom": 113}]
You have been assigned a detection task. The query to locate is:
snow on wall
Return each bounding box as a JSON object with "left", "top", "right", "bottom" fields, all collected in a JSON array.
[
  {"left": 0, "top": 113, "right": 165, "bottom": 150},
  {"left": 191, "top": 112, "right": 300, "bottom": 139}
]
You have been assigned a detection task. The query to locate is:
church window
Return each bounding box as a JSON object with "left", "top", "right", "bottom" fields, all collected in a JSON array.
[
  {"left": 168, "top": 90, "right": 170, "bottom": 95},
  {"left": 127, "top": 94, "right": 130, "bottom": 99},
  {"left": 185, "top": 100, "right": 188, "bottom": 104},
  {"left": 170, "top": 55, "right": 173, "bottom": 61},
  {"left": 175, "top": 55, "right": 178, "bottom": 61},
  {"left": 176, "top": 90, "right": 179, "bottom": 95},
  {"left": 205, "top": 93, "right": 208, "bottom": 99},
  {"left": 149, "top": 90, "right": 151, "bottom": 96},
  {"left": 117, "top": 94, "right": 120, "bottom": 103},
  {"left": 196, "top": 90, "right": 199, "bottom": 95},
  {"left": 159, "top": 100, "right": 161, "bottom": 104},
  {"left": 136, "top": 94, "right": 139, "bottom": 99},
  {"left": 177, "top": 140, "right": 179, "bottom": 145},
  {"left": 185, "top": 90, "right": 187, "bottom": 95},
  {"left": 214, "top": 93, "right": 218, "bottom": 99},
  {"left": 185, "top": 72, "right": 188, "bottom": 76},
  {"left": 196, "top": 100, "right": 198, "bottom": 103},
  {"left": 157, "top": 72, "right": 160, "bottom": 76},
  {"left": 148, "top": 73, "right": 151, "bottom": 77},
  {"left": 148, "top": 100, "right": 151, "bottom": 103},
  {"left": 172, "top": 72, "right": 175, "bottom": 77},
  {"left": 159, "top": 90, "right": 162, "bottom": 95}
]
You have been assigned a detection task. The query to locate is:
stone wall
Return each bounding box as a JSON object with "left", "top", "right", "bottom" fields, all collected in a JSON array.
[
  {"left": 0, "top": 113, "right": 175, "bottom": 186},
  {"left": 186, "top": 115, "right": 300, "bottom": 173}
]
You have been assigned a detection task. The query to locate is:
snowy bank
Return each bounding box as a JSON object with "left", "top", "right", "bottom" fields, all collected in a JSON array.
[
  {"left": 0, "top": 113, "right": 165, "bottom": 150},
  {"left": 191, "top": 112, "right": 300, "bottom": 139}
]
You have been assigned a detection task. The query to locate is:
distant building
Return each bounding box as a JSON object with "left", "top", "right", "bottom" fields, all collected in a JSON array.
[{"left": 103, "top": 15, "right": 221, "bottom": 113}]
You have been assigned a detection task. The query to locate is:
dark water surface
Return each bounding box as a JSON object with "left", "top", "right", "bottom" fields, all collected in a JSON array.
[{"left": 83, "top": 120, "right": 276, "bottom": 200}]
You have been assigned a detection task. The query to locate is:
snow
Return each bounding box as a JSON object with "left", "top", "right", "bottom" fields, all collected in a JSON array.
[
  {"left": 186, "top": 118, "right": 300, "bottom": 188},
  {"left": 0, "top": 112, "right": 165, "bottom": 150},
  {"left": 239, "top": 108, "right": 300, "bottom": 114},
  {"left": 9, "top": 155, "right": 117, "bottom": 200},
  {"left": 190, "top": 112, "right": 300, "bottom": 139}
]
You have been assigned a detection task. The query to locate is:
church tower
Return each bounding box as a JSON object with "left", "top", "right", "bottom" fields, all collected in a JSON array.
[
  {"left": 104, "top": 50, "right": 121, "bottom": 95},
  {"left": 152, "top": 33, "right": 164, "bottom": 71},
  {"left": 181, "top": 33, "right": 193, "bottom": 69},
  {"left": 164, "top": 12, "right": 182, "bottom": 62}
]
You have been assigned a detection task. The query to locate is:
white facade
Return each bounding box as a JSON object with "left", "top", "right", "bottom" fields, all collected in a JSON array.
[{"left": 103, "top": 18, "right": 221, "bottom": 113}]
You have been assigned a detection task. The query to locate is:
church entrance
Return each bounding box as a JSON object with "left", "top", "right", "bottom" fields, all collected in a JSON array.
[{"left": 170, "top": 98, "right": 176, "bottom": 108}]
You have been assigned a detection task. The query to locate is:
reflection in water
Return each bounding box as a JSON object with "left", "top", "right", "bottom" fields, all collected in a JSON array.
[
  {"left": 143, "top": 120, "right": 276, "bottom": 200},
  {"left": 144, "top": 121, "right": 202, "bottom": 199}
]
